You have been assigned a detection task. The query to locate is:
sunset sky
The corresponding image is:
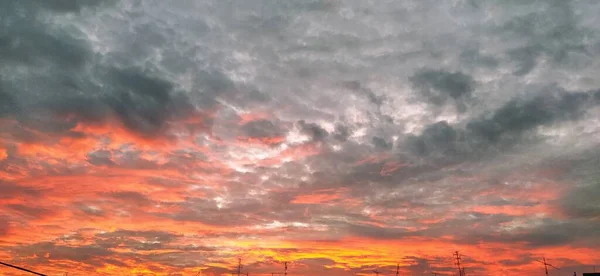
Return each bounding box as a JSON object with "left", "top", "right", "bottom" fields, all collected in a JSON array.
[{"left": 1, "top": 0, "right": 600, "bottom": 275}]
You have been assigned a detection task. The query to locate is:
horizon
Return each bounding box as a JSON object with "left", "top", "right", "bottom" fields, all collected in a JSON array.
[{"left": 1, "top": 0, "right": 600, "bottom": 275}]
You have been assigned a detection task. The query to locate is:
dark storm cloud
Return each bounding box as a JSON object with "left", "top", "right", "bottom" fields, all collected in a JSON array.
[{"left": 410, "top": 69, "right": 475, "bottom": 110}]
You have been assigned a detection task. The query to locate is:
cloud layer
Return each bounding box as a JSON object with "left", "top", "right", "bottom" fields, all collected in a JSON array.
[{"left": 1, "top": 0, "right": 600, "bottom": 275}]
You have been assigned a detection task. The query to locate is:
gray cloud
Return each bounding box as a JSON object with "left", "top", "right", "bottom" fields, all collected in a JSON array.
[
  {"left": 3, "top": 204, "right": 55, "bottom": 220},
  {"left": 297, "top": 120, "right": 329, "bottom": 142},
  {"left": 12, "top": 242, "right": 112, "bottom": 263},
  {"left": 2, "top": 0, "right": 600, "bottom": 274},
  {"left": 560, "top": 182, "right": 600, "bottom": 219},
  {"left": 0, "top": 182, "right": 44, "bottom": 199},
  {"left": 403, "top": 88, "right": 600, "bottom": 160},
  {"left": 0, "top": 218, "right": 9, "bottom": 236},
  {"left": 240, "top": 119, "right": 284, "bottom": 140},
  {"left": 410, "top": 69, "right": 475, "bottom": 111},
  {"left": 466, "top": 88, "right": 597, "bottom": 143},
  {"left": 105, "top": 191, "right": 153, "bottom": 206}
]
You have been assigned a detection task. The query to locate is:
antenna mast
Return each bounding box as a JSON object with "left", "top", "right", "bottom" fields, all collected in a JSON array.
[
  {"left": 454, "top": 251, "right": 464, "bottom": 276},
  {"left": 535, "top": 257, "right": 560, "bottom": 276},
  {"left": 237, "top": 258, "right": 243, "bottom": 276}
]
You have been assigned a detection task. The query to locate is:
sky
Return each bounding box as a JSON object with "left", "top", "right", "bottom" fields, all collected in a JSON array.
[{"left": 1, "top": 0, "right": 600, "bottom": 275}]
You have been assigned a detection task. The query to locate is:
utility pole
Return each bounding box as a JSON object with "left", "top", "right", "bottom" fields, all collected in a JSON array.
[
  {"left": 454, "top": 251, "right": 464, "bottom": 276},
  {"left": 535, "top": 257, "right": 559, "bottom": 276},
  {"left": 396, "top": 263, "right": 400, "bottom": 276},
  {"left": 236, "top": 258, "right": 243, "bottom": 276},
  {"left": 284, "top": 262, "right": 288, "bottom": 276},
  {"left": 373, "top": 269, "right": 380, "bottom": 276}
]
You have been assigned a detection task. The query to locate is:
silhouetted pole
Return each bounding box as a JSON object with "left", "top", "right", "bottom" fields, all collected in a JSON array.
[
  {"left": 0, "top": 261, "right": 47, "bottom": 276},
  {"left": 454, "top": 251, "right": 463, "bottom": 276},
  {"left": 396, "top": 263, "right": 400, "bottom": 276},
  {"left": 237, "top": 258, "right": 242, "bottom": 276},
  {"left": 284, "top": 261, "right": 288, "bottom": 276}
]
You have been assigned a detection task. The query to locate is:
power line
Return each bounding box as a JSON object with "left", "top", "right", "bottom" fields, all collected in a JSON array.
[{"left": 0, "top": 261, "right": 47, "bottom": 276}]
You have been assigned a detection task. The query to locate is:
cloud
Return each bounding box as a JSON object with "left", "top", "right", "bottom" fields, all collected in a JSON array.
[
  {"left": 466, "top": 88, "right": 597, "bottom": 143},
  {"left": 297, "top": 120, "right": 329, "bottom": 142},
  {"left": 0, "top": 218, "right": 9, "bottom": 236},
  {"left": 0, "top": 182, "right": 44, "bottom": 199},
  {"left": 560, "top": 181, "right": 600, "bottom": 219},
  {"left": 3, "top": 204, "right": 55, "bottom": 220},
  {"left": 12, "top": 242, "right": 112, "bottom": 263},
  {"left": 410, "top": 69, "right": 474, "bottom": 111},
  {"left": 1, "top": 0, "right": 600, "bottom": 275}
]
